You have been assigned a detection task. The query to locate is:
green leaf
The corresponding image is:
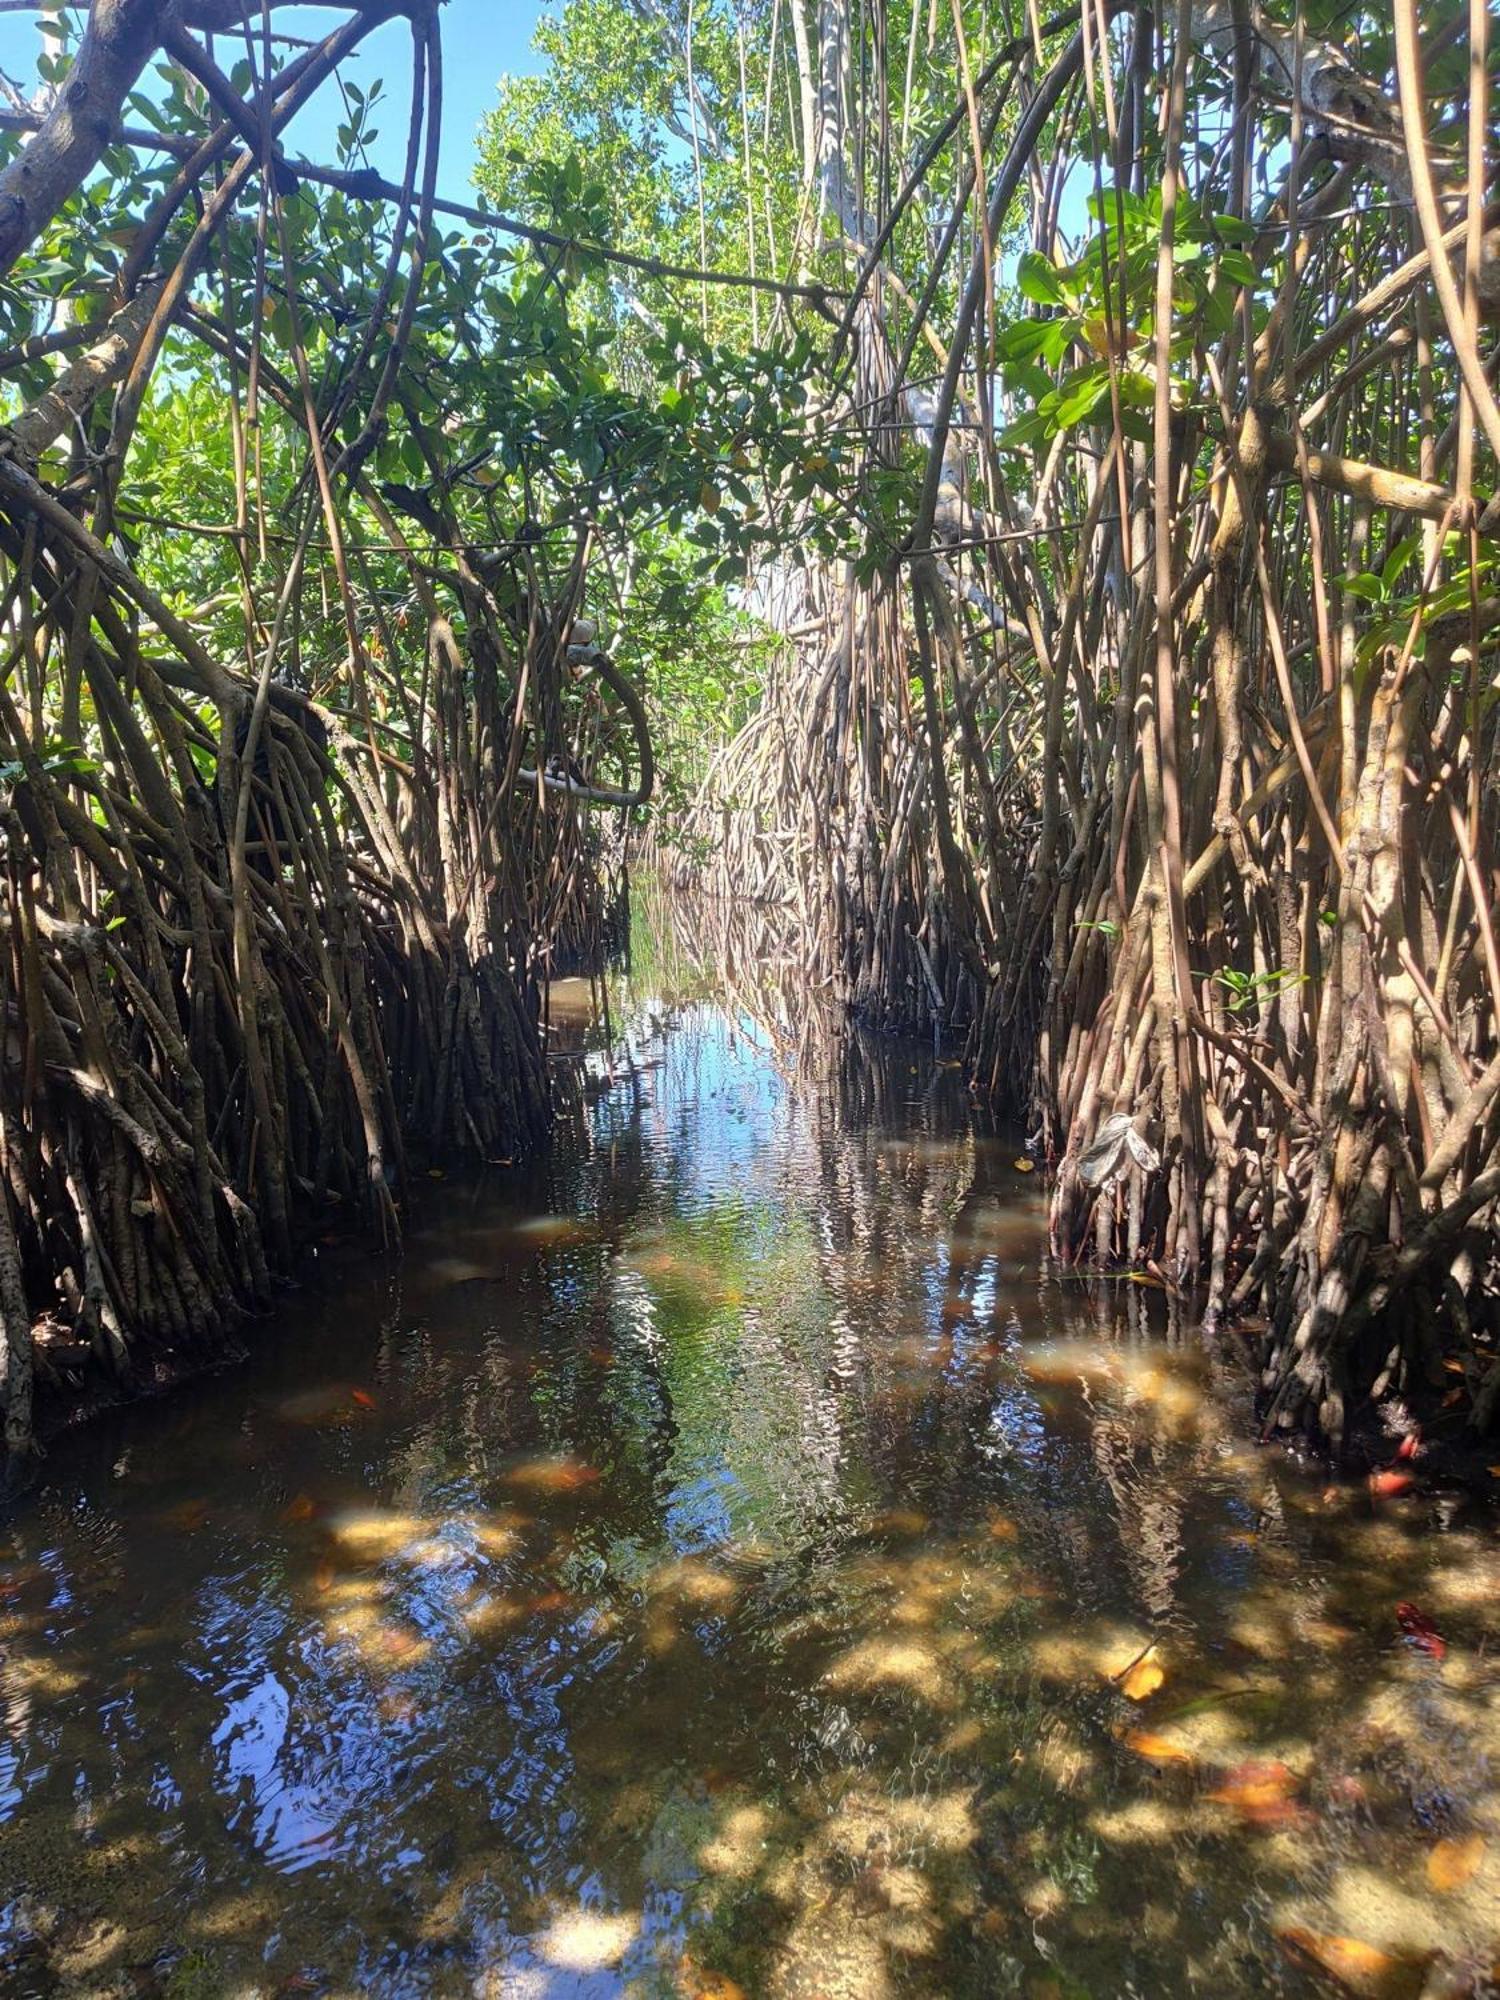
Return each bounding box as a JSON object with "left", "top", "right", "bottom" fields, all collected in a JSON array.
[
  {"left": 1017, "top": 250, "right": 1066, "bottom": 307},
  {"left": 1051, "top": 365, "right": 1111, "bottom": 430},
  {"left": 1217, "top": 248, "right": 1258, "bottom": 288}
]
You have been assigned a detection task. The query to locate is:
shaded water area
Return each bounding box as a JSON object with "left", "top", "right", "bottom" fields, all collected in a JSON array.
[{"left": 2, "top": 919, "right": 1499, "bottom": 1999}]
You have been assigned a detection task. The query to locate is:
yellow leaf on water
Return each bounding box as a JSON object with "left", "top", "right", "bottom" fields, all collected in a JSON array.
[
  {"left": 1427, "top": 1833, "right": 1485, "bottom": 1893},
  {"left": 1013, "top": 1158, "right": 1036, "bottom": 1173},
  {"left": 1117, "top": 1647, "right": 1165, "bottom": 1700}
]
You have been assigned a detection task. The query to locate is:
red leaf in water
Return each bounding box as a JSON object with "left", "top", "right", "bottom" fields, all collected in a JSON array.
[
  {"left": 1368, "top": 1469, "right": 1415, "bottom": 1498},
  {"left": 350, "top": 1389, "right": 377, "bottom": 1410},
  {"left": 1395, "top": 1602, "right": 1447, "bottom": 1659},
  {"left": 1394, "top": 1434, "right": 1420, "bottom": 1462}
]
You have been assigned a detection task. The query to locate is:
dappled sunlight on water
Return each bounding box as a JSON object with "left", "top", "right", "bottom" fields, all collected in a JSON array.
[{"left": 0, "top": 988, "right": 1498, "bottom": 1996}]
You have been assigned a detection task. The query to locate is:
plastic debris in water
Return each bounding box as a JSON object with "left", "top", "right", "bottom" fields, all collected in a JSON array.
[{"left": 1077, "top": 1112, "right": 1160, "bottom": 1190}]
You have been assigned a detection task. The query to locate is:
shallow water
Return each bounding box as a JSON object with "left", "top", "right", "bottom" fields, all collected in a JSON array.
[{"left": 1, "top": 970, "right": 1499, "bottom": 1998}]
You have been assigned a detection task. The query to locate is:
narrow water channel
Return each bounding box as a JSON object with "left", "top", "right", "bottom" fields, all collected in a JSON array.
[{"left": 2, "top": 930, "right": 1498, "bottom": 1998}]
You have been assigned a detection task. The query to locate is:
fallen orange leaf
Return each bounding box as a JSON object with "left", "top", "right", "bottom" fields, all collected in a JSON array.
[
  {"left": 350, "top": 1388, "right": 377, "bottom": 1410},
  {"left": 1207, "top": 1759, "right": 1308, "bottom": 1827},
  {"left": 502, "top": 1457, "right": 602, "bottom": 1495},
  {"left": 524, "top": 1590, "right": 575, "bottom": 1615},
  {"left": 280, "top": 1493, "right": 317, "bottom": 1524},
  {"left": 1119, "top": 1650, "right": 1166, "bottom": 1701},
  {"left": 1120, "top": 1728, "right": 1195, "bottom": 1766},
  {"left": 1368, "top": 1469, "right": 1414, "bottom": 1498},
  {"left": 677, "top": 1960, "right": 748, "bottom": 2000},
  {"left": 1275, "top": 1928, "right": 1421, "bottom": 1997},
  {"left": 1427, "top": 1833, "right": 1485, "bottom": 1893}
]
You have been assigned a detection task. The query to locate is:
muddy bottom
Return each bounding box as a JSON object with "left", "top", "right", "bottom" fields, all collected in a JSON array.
[{"left": 1, "top": 975, "right": 1498, "bottom": 1998}]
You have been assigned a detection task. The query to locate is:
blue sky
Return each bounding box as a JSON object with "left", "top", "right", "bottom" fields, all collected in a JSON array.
[{"left": 0, "top": 2, "right": 551, "bottom": 200}]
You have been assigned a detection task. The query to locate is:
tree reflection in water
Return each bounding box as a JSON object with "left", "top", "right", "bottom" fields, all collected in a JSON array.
[{"left": 0, "top": 892, "right": 1497, "bottom": 1997}]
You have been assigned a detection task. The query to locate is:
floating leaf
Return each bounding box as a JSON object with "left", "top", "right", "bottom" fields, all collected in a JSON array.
[
  {"left": 1275, "top": 1928, "right": 1423, "bottom": 1998},
  {"left": 280, "top": 1493, "right": 318, "bottom": 1524},
  {"left": 1120, "top": 1652, "right": 1166, "bottom": 1701},
  {"left": 502, "top": 1455, "right": 602, "bottom": 1495},
  {"left": 350, "top": 1388, "right": 377, "bottom": 1411},
  {"left": 1368, "top": 1469, "right": 1414, "bottom": 1498},
  {"left": 1120, "top": 1728, "right": 1194, "bottom": 1765},
  {"left": 523, "top": 1590, "right": 575, "bottom": 1616},
  {"left": 1395, "top": 1602, "right": 1446, "bottom": 1660},
  {"left": 1427, "top": 1833, "right": 1485, "bottom": 1893},
  {"left": 677, "top": 1959, "right": 749, "bottom": 2000},
  {"left": 1207, "top": 1759, "right": 1306, "bottom": 1827},
  {"left": 1013, "top": 1158, "right": 1036, "bottom": 1173}
]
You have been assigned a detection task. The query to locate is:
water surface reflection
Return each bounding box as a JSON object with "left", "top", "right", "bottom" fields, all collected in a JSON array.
[{"left": 1, "top": 985, "right": 1498, "bottom": 1997}]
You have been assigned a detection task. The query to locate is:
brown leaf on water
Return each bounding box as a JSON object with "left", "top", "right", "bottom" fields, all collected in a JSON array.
[
  {"left": 986, "top": 1512, "right": 1018, "bottom": 1543},
  {"left": 1427, "top": 1833, "right": 1485, "bottom": 1894},
  {"left": 1275, "top": 1928, "right": 1427, "bottom": 1998},
  {"left": 280, "top": 1493, "right": 318, "bottom": 1524}
]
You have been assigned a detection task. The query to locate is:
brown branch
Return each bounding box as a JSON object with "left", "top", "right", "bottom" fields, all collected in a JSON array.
[
  {"left": 1261, "top": 428, "right": 1497, "bottom": 532},
  {"left": 0, "top": 0, "right": 163, "bottom": 279}
]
